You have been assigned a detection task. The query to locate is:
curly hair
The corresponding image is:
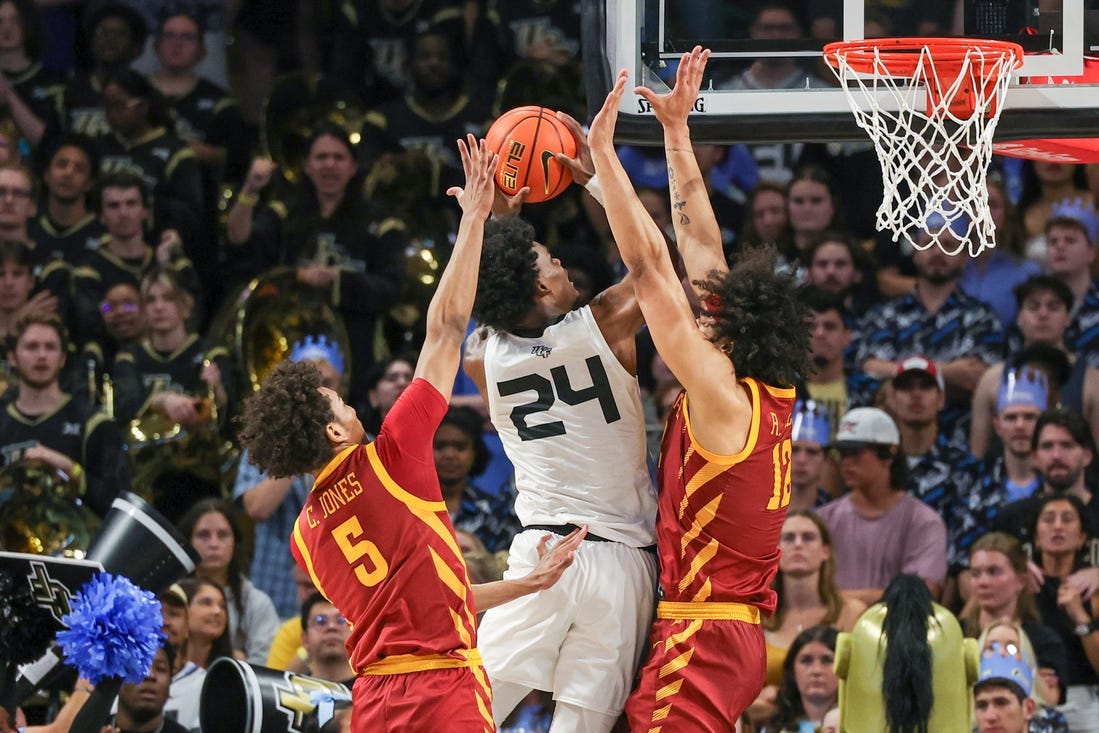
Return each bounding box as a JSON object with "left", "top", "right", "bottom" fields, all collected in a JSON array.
[
  {"left": 472, "top": 217, "right": 540, "bottom": 332},
  {"left": 696, "top": 247, "right": 811, "bottom": 387},
  {"left": 237, "top": 360, "right": 334, "bottom": 477}
]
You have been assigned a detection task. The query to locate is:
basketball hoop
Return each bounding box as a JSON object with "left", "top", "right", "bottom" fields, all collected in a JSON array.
[{"left": 823, "top": 38, "right": 1024, "bottom": 257}]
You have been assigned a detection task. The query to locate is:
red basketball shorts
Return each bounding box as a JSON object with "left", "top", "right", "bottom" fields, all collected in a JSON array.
[
  {"left": 351, "top": 665, "right": 495, "bottom": 732},
  {"left": 625, "top": 614, "right": 766, "bottom": 733}
]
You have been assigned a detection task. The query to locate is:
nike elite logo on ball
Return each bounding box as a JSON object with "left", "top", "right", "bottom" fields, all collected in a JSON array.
[{"left": 540, "top": 150, "right": 555, "bottom": 194}]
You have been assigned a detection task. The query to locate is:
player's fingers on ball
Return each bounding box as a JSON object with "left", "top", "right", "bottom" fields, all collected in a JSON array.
[{"left": 555, "top": 111, "right": 584, "bottom": 138}]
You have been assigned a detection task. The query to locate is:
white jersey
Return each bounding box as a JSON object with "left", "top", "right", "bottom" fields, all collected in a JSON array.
[{"left": 483, "top": 306, "right": 657, "bottom": 546}]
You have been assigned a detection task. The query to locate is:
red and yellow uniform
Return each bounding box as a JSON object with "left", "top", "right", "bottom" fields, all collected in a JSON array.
[
  {"left": 626, "top": 378, "right": 796, "bottom": 733},
  {"left": 291, "top": 378, "right": 493, "bottom": 732}
]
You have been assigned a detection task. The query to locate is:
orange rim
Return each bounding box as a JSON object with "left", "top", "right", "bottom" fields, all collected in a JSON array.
[{"left": 823, "top": 37, "right": 1024, "bottom": 77}]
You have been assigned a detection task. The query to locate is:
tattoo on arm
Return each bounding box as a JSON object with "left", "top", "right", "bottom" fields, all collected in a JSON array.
[{"left": 667, "top": 166, "right": 691, "bottom": 225}]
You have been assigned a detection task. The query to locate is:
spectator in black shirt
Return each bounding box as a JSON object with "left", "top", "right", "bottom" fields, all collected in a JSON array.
[
  {"left": 28, "top": 133, "right": 104, "bottom": 266},
  {"left": 0, "top": 161, "right": 70, "bottom": 309},
  {"left": 151, "top": 11, "right": 247, "bottom": 183},
  {"left": 60, "top": 3, "right": 147, "bottom": 140},
  {"left": 97, "top": 69, "right": 205, "bottom": 261},
  {"left": 0, "top": 311, "right": 129, "bottom": 516},
  {"left": 358, "top": 27, "right": 493, "bottom": 199},
  {"left": 111, "top": 644, "right": 190, "bottom": 733},
  {"left": 0, "top": 0, "right": 64, "bottom": 148},
  {"left": 72, "top": 171, "right": 199, "bottom": 344},
  {"left": 226, "top": 123, "right": 404, "bottom": 403},
  {"left": 995, "top": 408, "right": 1099, "bottom": 592}
]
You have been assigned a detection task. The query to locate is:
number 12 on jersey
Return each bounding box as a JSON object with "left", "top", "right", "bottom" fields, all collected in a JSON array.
[{"left": 767, "top": 439, "right": 792, "bottom": 511}]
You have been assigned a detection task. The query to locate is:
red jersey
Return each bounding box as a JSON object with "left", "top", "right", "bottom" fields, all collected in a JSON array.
[
  {"left": 655, "top": 378, "right": 796, "bottom": 614},
  {"left": 291, "top": 379, "right": 480, "bottom": 675}
]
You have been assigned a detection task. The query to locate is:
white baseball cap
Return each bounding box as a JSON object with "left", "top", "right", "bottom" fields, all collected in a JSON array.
[{"left": 834, "top": 407, "right": 900, "bottom": 447}]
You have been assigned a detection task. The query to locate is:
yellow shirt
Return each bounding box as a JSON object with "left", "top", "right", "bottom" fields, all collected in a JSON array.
[
  {"left": 266, "top": 617, "right": 303, "bottom": 670},
  {"left": 806, "top": 379, "right": 847, "bottom": 437},
  {"left": 765, "top": 638, "right": 788, "bottom": 687}
]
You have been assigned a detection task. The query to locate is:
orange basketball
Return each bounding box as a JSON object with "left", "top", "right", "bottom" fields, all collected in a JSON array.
[{"left": 485, "top": 106, "right": 577, "bottom": 204}]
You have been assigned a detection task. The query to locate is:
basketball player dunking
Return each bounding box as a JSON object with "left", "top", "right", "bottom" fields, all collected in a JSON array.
[
  {"left": 464, "top": 122, "right": 658, "bottom": 731},
  {"left": 237, "top": 137, "right": 584, "bottom": 733},
  {"left": 589, "top": 49, "right": 812, "bottom": 730}
]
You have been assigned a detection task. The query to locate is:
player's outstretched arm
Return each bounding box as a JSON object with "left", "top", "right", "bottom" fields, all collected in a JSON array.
[
  {"left": 636, "top": 46, "right": 725, "bottom": 281},
  {"left": 590, "top": 71, "right": 737, "bottom": 386},
  {"left": 551, "top": 108, "right": 646, "bottom": 351},
  {"left": 472, "top": 526, "right": 587, "bottom": 611},
  {"left": 416, "top": 135, "right": 497, "bottom": 401}
]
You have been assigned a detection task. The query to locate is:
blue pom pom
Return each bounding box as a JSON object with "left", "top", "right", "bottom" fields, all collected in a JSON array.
[{"left": 57, "top": 572, "right": 165, "bottom": 685}]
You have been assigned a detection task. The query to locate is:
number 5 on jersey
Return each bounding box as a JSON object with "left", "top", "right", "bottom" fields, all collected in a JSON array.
[
  {"left": 767, "top": 439, "right": 792, "bottom": 511},
  {"left": 333, "top": 516, "right": 389, "bottom": 586}
]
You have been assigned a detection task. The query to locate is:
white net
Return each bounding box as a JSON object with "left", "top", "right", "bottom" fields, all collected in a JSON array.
[{"left": 824, "top": 41, "right": 1022, "bottom": 257}]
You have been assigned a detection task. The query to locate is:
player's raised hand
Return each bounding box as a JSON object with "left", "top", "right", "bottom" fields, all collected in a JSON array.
[
  {"left": 589, "top": 69, "right": 629, "bottom": 154},
  {"left": 553, "top": 111, "right": 594, "bottom": 187},
  {"left": 448, "top": 134, "right": 498, "bottom": 219},
  {"left": 635, "top": 45, "right": 710, "bottom": 128},
  {"left": 491, "top": 184, "right": 531, "bottom": 219}
]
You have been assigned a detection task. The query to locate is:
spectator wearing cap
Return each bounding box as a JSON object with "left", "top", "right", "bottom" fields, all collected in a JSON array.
[
  {"left": 855, "top": 211, "right": 1004, "bottom": 450},
  {"left": 157, "top": 583, "right": 202, "bottom": 733},
  {"left": 888, "top": 356, "right": 984, "bottom": 574},
  {"left": 974, "top": 640, "right": 1039, "bottom": 733},
  {"left": 233, "top": 338, "right": 344, "bottom": 619},
  {"left": 816, "top": 407, "right": 948, "bottom": 604},
  {"left": 790, "top": 399, "right": 834, "bottom": 512},
  {"left": 60, "top": 2, "right": 147, "bottom": 139},
  {"left": 975, "top": 369, "right": 1050, "bottom": 512},
  {"left": 973, "top": 275, "right": 1099, "bottom": 459},
  {"left": 1039, "top": 198, "right": 1099, "bottom": 368}
]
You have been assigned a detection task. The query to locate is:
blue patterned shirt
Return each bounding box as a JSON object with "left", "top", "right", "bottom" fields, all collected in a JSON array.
[
  {"left": 232, "top": 449, "right": 312, "bottom": 619},
  {"left": 452, "top": 480, "right": 522, "bottom": 553},
  {"left": 905, "top": 435, "right": 985, "bottom": 572},
  {"left": 1006, "top": 281, "right": 1099, "bottom": 368},
  {"left": 856, "top": 287, "right": 1004, "bottom": 448}
]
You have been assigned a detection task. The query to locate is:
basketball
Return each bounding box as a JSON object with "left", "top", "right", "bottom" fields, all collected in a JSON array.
[{"left": 484, "top": 106, "right": 577, "bottom": 204}]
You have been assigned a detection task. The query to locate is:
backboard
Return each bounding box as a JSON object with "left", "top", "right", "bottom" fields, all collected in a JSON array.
[{"left": 583, "top": 0, "right": 1099, "bottom": 149}]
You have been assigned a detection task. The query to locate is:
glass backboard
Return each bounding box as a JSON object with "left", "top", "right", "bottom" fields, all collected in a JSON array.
[{"left": 584, "top": 0, "right": 1099, "bottom": 150}]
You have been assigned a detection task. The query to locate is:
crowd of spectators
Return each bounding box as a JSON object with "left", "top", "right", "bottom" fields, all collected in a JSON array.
[{"left": 4, "top": 1, "right": 1099, "bottom": 732}]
